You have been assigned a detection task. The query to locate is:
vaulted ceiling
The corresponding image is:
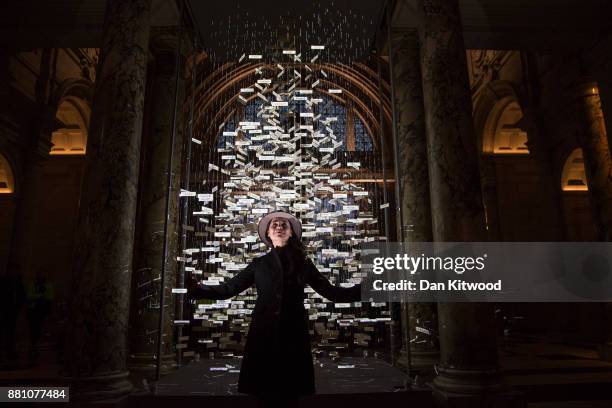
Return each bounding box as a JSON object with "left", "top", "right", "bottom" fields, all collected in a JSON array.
[
  {"left": 1, "top": 0, "right": 610, "bottom": 52},
  {"left": 392, "top": 0, "right": 611, "bottom": 50}
]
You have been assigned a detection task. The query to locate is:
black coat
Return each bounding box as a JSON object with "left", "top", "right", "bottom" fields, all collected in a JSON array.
[{"left": 191, "top": 248, "right": 361, "bottom": 396}]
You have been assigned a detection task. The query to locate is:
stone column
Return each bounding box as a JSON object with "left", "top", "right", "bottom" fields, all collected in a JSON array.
[
  {"left": 571, "top": 81, "right": 612, "bottom": 361},
  {"left": 572, "top": 81, "right": 612, "bottom": 241},
  {"left": 390, "top": 28, "right": 439, "bottom": 376},
  {"left": 416, "top": 0, "right": 523, "bottom": 405},
  {"left": 598, "top": 80, "right": 612, "bottom": 152},
  {"left": 62, "top": 0, "right": 152, "bottom": 402},
  {"left": 8, "top": 47, "right": 56, "bottom": 281},
  {"left": 520, "top": 52, "right": 566, "bottom": 241},
  {"left": 584, "top": 34, "right": 612, "bottom": 153},
  {"left": 8, "top": 131, "right": 53, "bottom": 280},
  {"left": 128, "top": 28, "right": 184, "bottom": 380}
]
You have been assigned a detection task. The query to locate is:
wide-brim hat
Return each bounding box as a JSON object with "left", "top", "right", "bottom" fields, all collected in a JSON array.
[{"left": 258, "top": 211, "right": 302, "bottom": 247}]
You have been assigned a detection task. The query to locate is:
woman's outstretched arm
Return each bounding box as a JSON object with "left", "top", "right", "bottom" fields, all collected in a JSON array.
[
  {"left": 188, "top": 259, "right": 257, "bottom": 300},
  {"left": 305, "top": 258, "right": 361, "bottom": 303}
]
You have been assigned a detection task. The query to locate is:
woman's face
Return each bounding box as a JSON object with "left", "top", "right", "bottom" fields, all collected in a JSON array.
[{"left": 267, "top": 217, "right": 293, "bottom": 247}]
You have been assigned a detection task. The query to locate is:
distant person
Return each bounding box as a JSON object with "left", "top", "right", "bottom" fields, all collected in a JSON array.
[
  {"left": 0, "top": 262, "right": 26, "bottom": 368},
  {"left": 188, "top": 211, "right": 361, "bottom": 408},
  {"left": 26, "top": 269, "right": 54, "bottom": 363}
]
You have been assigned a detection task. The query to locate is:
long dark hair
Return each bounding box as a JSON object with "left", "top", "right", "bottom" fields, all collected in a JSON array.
[
  {"left": 286, "top": 234, "right": 306, "bottom": 260},
  {"left": 266, "top": 223, "right": 308, "bottom": 284},
  {"left": 285, "top": 234, "right": 307, "bottom": 285}
]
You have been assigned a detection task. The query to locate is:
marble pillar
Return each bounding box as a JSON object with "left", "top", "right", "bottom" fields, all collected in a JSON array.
[
  {"left": 62, "top": 0, "right": 152, "bottom": 402},
  {"left": 572, "top": 82, "right": 612, "bottom": 361},
  {"left": 597, "top": 80, "right": 612, "bottom": 153},
  {"left": 585, "top": 34, "right": 612, "bottom": 153},
  {"left": 390, "top": 28, "right": 439, "bottom": 375},
  {"left": 8, "top": 47, "right": 56, "bottom": 281},
  {"left": 8, "top": 131, "right": 53, "bottom": 281},
  {"left": 417, "top": 0, "right": 523, "bottom": 405},
  {"left": 128, "top": 28, "right": 184, "bottom": 380},
  {"left": 572, "top": 81, "right": 612, "bottom": 241},
  {"left": 520, "top": 52, "right": 566, "bottom": 241}
]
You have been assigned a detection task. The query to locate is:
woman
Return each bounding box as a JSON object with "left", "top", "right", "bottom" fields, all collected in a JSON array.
[{"left": 188, "top": 211, "right": 361, "bottom": 407}]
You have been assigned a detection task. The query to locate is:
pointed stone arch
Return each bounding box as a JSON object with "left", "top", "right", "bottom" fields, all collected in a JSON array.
[
  {"left": 48, "top": 78, "right": 94, "bottom": 155},
  {"left": 473, "top": 80, "right": 528, "bottom": 155},
  {"left": 189, "top": 60, "right": 392, "bottom": 152},
  {"left": 0, "top": 152, "right": 15, "bottom": 194},
  {"left": 561, "top": 148, "right": 588, "bottom": 191}
]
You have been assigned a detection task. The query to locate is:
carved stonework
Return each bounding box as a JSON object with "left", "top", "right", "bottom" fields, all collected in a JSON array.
[
  {"left": 77, "top": 48, "right": 100, "bottom": 82},
  {"left": 468, "top": 50, "right": 509, "bottom": 90},
  {"left": 63, "top": 0, "right": 152, "bottom": 401}
]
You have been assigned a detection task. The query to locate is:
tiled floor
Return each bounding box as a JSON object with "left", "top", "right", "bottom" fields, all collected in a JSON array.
[
  {"left": 154, "top": 356, "right": 407, "bottom": 396},
  {"left": 2, "top": 336, "right": 612, "bottom": 407}
]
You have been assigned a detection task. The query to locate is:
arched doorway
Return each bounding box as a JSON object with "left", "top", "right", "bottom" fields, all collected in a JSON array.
[
  {"left": 50, "top": 97, "right": 89, "bottom": 155},
  {"left": 0, "top": 152, "right": 15, "bottom": 194}
]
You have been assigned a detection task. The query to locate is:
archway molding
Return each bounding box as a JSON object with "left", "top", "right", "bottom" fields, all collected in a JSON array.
[
  {"left": 0, "top": 151, "right": 16, "bottom": 195},
  {"left": 560, "top": 147, "right": 588, "bottom": 191},
  {"left": 48, "top": 78, "right": 93, "bottom": 155},
  {"left": 189, "top": 60, "right": 392, "bottom": 152},
  {"left": 473, "top": 80, "right": 525, "bottom": 154}
]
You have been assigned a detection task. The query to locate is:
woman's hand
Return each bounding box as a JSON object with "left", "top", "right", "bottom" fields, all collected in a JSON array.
[{"left": 185, "top": 275, "right": 215, "bottom": 305}]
